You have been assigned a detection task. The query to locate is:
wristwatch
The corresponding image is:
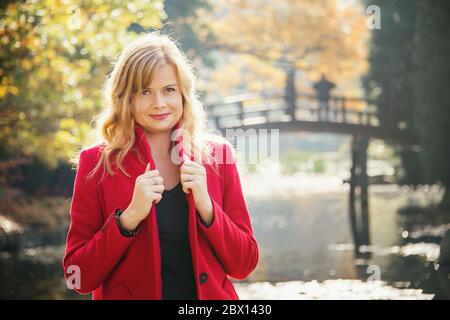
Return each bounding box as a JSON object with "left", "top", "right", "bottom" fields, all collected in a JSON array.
[{"left": 114, "top": 208, "right": 139, "bottom": 237}]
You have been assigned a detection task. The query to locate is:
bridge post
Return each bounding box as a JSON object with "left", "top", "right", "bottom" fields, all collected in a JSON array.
[
  {"left": 349, "top": 135, "right": 371, "bottom": 256},
  {"left": 262, "top": 110, "right": 269, "bottom": 122},
  {"left": 214, "top": 116, "right": 220, "bottom": 129},
  {"left": 341, "top": 98, "right": 347, "bottom": 123},
  {"left": 357, "top": 112, "right": 363, "bottom": 125},
  {"left": 332, "top": 98, "right": 339, "bottom": 121},
  {"left": 237, "top": 101, "right": 244, "bottom": 125},
  {"left": 284, "top": 67, "right": 297, "bottom": 120},
  {"left": 349, "top": 140, "right": 360, "bottom": 249},
  {"left": 359, "top": 137, "right": 370, "bottom": 247}
]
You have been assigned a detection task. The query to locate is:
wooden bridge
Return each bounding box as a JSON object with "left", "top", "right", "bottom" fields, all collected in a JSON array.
[
  {"left": 208, "top": 92, "right": 418, "bottom": 256},
  {"left": 208, "top": 92, "right": 418, "bottom": 146}
]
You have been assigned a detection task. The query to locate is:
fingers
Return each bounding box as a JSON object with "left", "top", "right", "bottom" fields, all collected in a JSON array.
[
  {"left": 147, "top": 176, "right": 163, "bottom": 185},
  {"left": 181, "top": 173, "right": 196, "bottom": 183},
  {"left": 180, "top": 163, "right": 204, "bottom": 175},
  {"left": 181, "top": 181, "right": 195, "bottom": 194},
  {"left": 153, "top": 192, "right": 163, "bottom": 204},
  {"left": 150, "top": 183, "right": 165, "bottom": 194},
  {"left": 180, "top": 161, "right": 205, "bottom": 195},
  {"left": 181, "top": 158, "right": 198, "bottom": 168},
  {"left": 142, "top": 169, "right": 160, "bottom": 178},
  {"left": 143, "top": 174, "right": 164, "bottom": 193},
  {"left": 145, "top": 183, "right": 164, "bottom": 204},
  {"left": 139, "top": 167, "right": 165, "bottom": 194}
]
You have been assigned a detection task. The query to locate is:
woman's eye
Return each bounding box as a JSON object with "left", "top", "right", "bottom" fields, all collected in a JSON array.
[
  {"left": 142, "top": 89, "right": 151, "bottom": 95},
  {"left": 165, "top": 87, "right": 175, "bottom": 93}
]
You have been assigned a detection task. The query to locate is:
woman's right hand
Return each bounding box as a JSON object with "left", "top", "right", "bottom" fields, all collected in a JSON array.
[{"left": 119, "top": 163, "right": 164, "bottom": 231}]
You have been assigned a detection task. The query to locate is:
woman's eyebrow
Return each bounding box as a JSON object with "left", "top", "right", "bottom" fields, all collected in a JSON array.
[{"left": 145, "top": 84, "right": 177, "bottom": 89}]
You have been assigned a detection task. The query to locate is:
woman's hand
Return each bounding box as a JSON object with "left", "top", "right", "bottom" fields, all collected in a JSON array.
[
  {"left": 180, "top": 158, "right": 213, "bottom": 225},
  {"left": 120, "top": 163, "right": 164, "bottom": 231}
]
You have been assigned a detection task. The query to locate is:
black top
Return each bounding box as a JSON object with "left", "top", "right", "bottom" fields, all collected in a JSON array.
[{"left": 155, "top": 182, "right": 197, "bottom": 300}]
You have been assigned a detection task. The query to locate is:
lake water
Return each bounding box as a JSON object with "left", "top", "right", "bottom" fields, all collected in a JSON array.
[{"left": 1, "top": 173, "right": 449, "bottom": 299}]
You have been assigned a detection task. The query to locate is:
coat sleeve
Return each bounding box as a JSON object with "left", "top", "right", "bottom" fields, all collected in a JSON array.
[
  {"left": 62, "top": 148, "right": 135, "bottom": 294},
  {"left": 197, "top": 143, "right": 259, "bottom": 280}
]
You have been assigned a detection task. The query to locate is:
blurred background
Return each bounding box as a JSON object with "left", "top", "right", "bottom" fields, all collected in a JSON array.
[{"left": 1, "top": 0, "right": 450, "bottom": 299}]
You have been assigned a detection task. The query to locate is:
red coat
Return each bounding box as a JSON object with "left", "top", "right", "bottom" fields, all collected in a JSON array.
[{"left": 62, "top": 125, "right": 259, "bottom": 300}]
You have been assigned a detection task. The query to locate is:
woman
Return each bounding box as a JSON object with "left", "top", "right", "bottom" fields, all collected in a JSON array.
[{"left": 62, "top": 32, "right": 259, "bottom": 300}]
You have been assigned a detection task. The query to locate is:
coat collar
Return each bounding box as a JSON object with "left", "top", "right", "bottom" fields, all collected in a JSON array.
[{"left": 133, "top": 121, "right": 188, "bottom": 170}]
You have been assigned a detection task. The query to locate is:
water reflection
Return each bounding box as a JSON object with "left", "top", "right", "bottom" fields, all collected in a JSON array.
[
  {"left": 243, "top": 180, "right": 450, "bottom": 299},
  {"left": 0, "top": 247, "right": 82, "bottom": 300},
  {"left": 234, "top": 279, "right": 434, "bottom": 300},
  {"left": 0, "top": 177, "right": 449, "bottom": 299}
]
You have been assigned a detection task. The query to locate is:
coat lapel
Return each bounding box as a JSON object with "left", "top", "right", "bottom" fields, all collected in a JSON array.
[{"left": 133, "top": 122, "right": 200, "bottom": 297}]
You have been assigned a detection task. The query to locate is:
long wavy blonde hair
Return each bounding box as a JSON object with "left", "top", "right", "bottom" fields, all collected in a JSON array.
[{"left": 78, "top": 32, "right": 226, "bottom": 181}]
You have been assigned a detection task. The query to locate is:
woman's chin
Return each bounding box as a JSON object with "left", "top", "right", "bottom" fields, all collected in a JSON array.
[{"left": 142, "top": 120, "right": 177, "bottom": 134}]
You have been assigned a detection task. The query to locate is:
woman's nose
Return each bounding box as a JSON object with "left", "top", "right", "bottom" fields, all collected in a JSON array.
[{"left": 152, "top": 93, "right": 167, "bottom": 108}]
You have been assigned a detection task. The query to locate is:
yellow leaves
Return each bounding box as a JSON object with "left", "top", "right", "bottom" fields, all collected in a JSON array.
[
  {"left": 0, "top": 35, "right": 9, "bottom": 46},
  {"left": 59, "top": 118, "right": 76, "bottom": 131},
  {"left": 9, "top": 86, "right": 19, "bottom": 95},
  {"left": 6, "top": 2, "right": 19, "bottom": 15},
  {"left": 54, "top": 129, "right": 77, "bottom": 147},
  {"left": 0, "top": 76, "right": 19, "bottom": 98},
  {"left": 1, "top": 0, "right": 167, "bottom": 165},
  {"left": 200, "top": 0, "right": 369, "bottom": 98},
  {"left": 34, "top": 67, "right": 49, "bottom": 82},
  {"left": 202, "top": 53, "right": 285, "bottom": 98},
  {"left": 21, "top": 59, "right": 33, "bottom": 71},
  {"left": 0, "top": 86, "right": 9, "bottom": 98}
]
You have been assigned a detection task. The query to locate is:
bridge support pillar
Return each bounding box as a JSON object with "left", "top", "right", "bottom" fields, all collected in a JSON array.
[
  {"left": 349, "top": 135, "right": 370, "bottom": 257},
  {"left": 284, "top": 67, "right": 297, "bottom": 120}
]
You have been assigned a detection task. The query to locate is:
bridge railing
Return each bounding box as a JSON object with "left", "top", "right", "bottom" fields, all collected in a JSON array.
[{"left": 208, "top": 93, "right": 378, "bottom": 129}]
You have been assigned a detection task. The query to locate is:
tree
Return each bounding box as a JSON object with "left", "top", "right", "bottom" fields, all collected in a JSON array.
[
  {"left": 414, "top": 1, "right": 450, "bottom": 208},
  {"left": 363, "top": 0, "right": 418, "bottom": 130},
  {"left": 362, "top": 0, "right": 425, "bottom": 186},
  {"left": 161, "top": 0, "right": 215, "bottom": 67},
  {"left": 0, "top": 0, "right": 164, "bottom": 173},
  {"left": 196, "top": 0, "right": 369, "bottom": 97},
  {"left": 364, "top": 0, "right": 450, "bottom": 207}
]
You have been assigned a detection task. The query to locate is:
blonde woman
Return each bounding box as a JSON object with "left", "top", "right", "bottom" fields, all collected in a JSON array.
[{"left": 62, "top": 33, "right": 259, "bottom": 300}]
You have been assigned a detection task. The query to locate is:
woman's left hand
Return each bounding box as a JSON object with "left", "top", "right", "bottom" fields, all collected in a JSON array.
[{"left": 180, "top": 158, "right": 213, "bottom": 225}]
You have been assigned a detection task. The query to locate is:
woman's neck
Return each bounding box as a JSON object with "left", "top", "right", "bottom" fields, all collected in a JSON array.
[{"left": 144, "top": 130, "right": 172, "bottom": 160}]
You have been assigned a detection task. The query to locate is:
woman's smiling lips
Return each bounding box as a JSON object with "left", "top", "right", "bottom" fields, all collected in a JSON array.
[{"left": 149, "top": 112, "right": 170, "bottom": 120}]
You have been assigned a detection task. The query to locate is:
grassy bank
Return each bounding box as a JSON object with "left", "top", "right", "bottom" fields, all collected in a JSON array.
[{"left": 0, "top": 188, "right": 71, "bottom": 250}]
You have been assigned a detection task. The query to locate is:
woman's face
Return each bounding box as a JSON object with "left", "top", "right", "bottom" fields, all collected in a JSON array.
[{"left": 133, "top": 63, "right": 183, "bottom": 134}]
